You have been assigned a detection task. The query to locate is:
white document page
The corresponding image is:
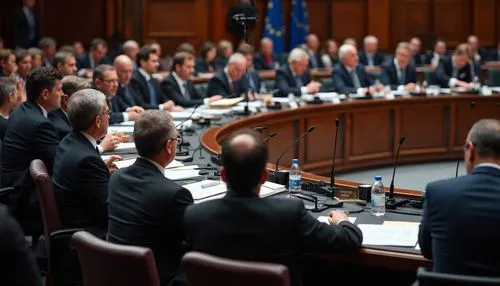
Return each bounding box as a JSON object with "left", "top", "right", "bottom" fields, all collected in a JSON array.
[
  {"left": 115, "top": 142, "right": 136, "bottom": 150},
  {"left": 357, "top": 224, "right": 419, "bottom": 247},
  {"left": 317, "top": 216, "right": 357, "bottom": 224},
  {"left": 108, "top": 126, "right": 134, "bottom": 133},
  {"left": 182, "top": 180, "right": 227, "bottom": 200}
]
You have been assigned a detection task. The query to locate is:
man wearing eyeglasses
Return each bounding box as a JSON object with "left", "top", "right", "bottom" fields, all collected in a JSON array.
[
  {"left": 419, "top": 119, "right": 500, "bottom": 276},
  {"left": 53, "top": 88, "right": 121, "bottom": 237},
  {"left": 93, "top": 64, "right": 143, "bottom": 124},
  {"left": 108, "top": 110, "right": 193, "bottom": 286}
]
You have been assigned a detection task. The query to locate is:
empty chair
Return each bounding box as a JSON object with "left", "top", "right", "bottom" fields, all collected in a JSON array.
[
  {"left": 72, "top": 231, "right": 160, "bottom": 286},
  {"left": 417, "top": 267, "right": 500, "bottom": 286},
  {"left": 182, "top": 251, "right": 290, "bottom": 286}
]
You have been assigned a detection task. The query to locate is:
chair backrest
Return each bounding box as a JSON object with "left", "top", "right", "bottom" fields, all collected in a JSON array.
[
  {"left": 29, "top": 159, "right": 61, "bottom": 239},
  {"left": 182, "top": 251, "right": 290, "bottom": 286},
  {"left": 72, "top": 231, "right": 160, "bottom": 286},
  {"left": 417, "top": 267, "right": 500, "bottom": 286},
  {"left": 488, "top": 69, "right": 500, "bottom": 86}
]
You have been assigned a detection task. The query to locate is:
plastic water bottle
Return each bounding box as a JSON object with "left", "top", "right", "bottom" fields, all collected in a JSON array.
[
  {"left": 288, "top": 159, "right": 302, "bottom": 194},
  {"left": 370, "top": 176, "right": 385, "bottom": 216}
]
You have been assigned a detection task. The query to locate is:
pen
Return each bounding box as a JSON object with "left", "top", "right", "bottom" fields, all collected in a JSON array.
[{"left": 201, "top": 181, "right": 220, "bottom": 188}]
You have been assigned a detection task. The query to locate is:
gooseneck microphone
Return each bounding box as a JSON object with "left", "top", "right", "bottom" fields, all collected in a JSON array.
[
  {"left": 269, "top": 126, "right": 315, "bottom": 184},
  {"left": 329, "top": 119, "right": 340, "bottom": 188},
  {"left": 175, "top": 105, "right": 200, "bottom": 156},
  {"left": 175, "top": 105, "right": 200, "bottom": 129},
  {"left": 264, "top": 132, "right": 277, "bottom": 142},
  {"left": 274, "top": 126, "right": 315, "bottom": 172},
  {"left": 319, "top": 118, "right": 343, "bottom": 207},
  {"left": 386, "top": 136, "right": 406, "bottom": 210}
]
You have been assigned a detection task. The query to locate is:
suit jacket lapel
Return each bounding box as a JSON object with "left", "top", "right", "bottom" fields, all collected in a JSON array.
[
  {"left": 341, "top": 65, "right": 353, "bottom": 86},
  {"left": 222, "top": 72, "right": 233, "bottom": 95}
]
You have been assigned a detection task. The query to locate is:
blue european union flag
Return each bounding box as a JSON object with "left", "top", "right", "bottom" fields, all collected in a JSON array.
[
  {"left": 263, "top": 0, "right": 284, "bottom": 53},
  {"left": 289, "top": 0, "right": 310, "bottom": 50}
]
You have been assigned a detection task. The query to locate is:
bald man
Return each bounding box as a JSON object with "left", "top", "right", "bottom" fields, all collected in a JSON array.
[
  {"left": 184, "top": 129, "right": 362, "bottom": 286},
  {"left": 206, "top": 53, "right": 249, "bottom": 98},
  {"left": 114, "top": 55, "right": 142, "bottom": 112},
  {"left": 305, "top": 34, "right": 324, "bottom": 69},
  {"left": 254, "top": 37, "right": 279, "bottom": 70}
]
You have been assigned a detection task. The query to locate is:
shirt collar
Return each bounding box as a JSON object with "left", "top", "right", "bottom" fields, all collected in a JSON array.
[
  {"left": 343, "top": 64, "right": 354, "bottom": 73},
  {"left": 140, "top": 157, "right": 165, "bottom": 175},
  {"left": 475, "top": 163, "right": 500, "bottom": 171},
  {"left": 138, "top": 68, "right": 151, "bottom": 81},
  {"left": 224, "top": 67, "right": 232, "bottom": 85},
  {"left": 37, "top": 104, "right": 48, "bottom": 118},
  {"left": 172, "top": 71, "right": 185, "bottom": 87},
  {"left": 80, "top": 132, "right": 97, "bottom": 149}
]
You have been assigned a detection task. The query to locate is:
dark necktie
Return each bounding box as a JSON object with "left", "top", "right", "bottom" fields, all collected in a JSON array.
[
  {"left": 147, "top": 79, "right": 157, "bottom": 105},
  {"left": 399, "top": 68, "right": 406, "bottom": 85},
  {"left": 183, "top": 82, "right": 191, "bottom": 100},
  {"left": 295, "top": 77, "right": 303, "bottom": 88},
  {"left": 351, "top": 70, "right": 361, "bottom": 89},
  {"left": 231, "top": 81, "right": 238, "bottom": 95}
]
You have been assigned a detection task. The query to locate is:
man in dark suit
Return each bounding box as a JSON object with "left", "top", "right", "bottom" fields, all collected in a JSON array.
[
  {"left": 426, "top": 39, "right": 449, "bottom": 68},
  {"left": 359, "top": 35, "right": 385, "bottom": 67},
  {"left": 239, "top": 45, "right": 262, "bottom": 95},
  {"left": 130, "top": 47, "right": 182, "bottom": 112},
  {"left": 332, "top": 44, "right": 382, "bottom": 95},
  {"left": 436, "top": 43, "right": 480, "bottom": 88},
  {"left": 77, "top": 38, "right": 110, "bottom": 75},
  {"left": 467, "top": 35, "right": 489, "bottom": 64},
  {"left": 305, "top": 34, "right": 324, "bottom": 69},
  {"left": 254, "top": 37, "right": 279, "bottom": 70},
  {"left": 108, "top": 110, "right": 194, "bottom": 286},
  {"left": 0, "top": 67, "right": 62, "bottom": 231},
  {"left": 162, "top": 52, "right": 221, "bottom": 107},
  {"left": 114, "top": 55, "right": 140, "bottom": 112},
  {"left": 93, "top": 64, "right": 143, "bottom": 124},
  {"left": 13, "top": 0, "right": 39, "bottom": 49},
  {"left": 184, "top": 129, "right": 363, "bottom": 286},
  {"left": 410, "top": 37, "right": 426, "bottom": 67},
  {"left": 53, "top": 51, "right": 77, "bottom": 76},
  {"left": 381, "top": 42, "right": 417, "bottom": 91},
  {"left": 15, "top": 49, "right": 32, "bottom": 81},
  {"left": 419, "top": 119, "right": 500, "bottom": 276},
  {"left": 53, "top": 89, "right": 121, "bottom": 237},
  {"left": 206, "top": 52, "right": 250, "bottom": 98},
  {"left": 275, "top": 48, "right": 321, "bottom": 97},
  {"left": 38, "top": 37, "right": 56, "bottom": 68},
  {"left": 0, "top": 204, "right": 41, "bottom": 286}
]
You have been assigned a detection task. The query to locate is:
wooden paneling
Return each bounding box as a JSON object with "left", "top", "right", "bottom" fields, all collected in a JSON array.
[
  {"left": 266, "top": 121, "right": 296, "bottom": 168},
  {"left": 473, "top": 0, "right": 496, "bottom": 47},
  {"left": 391, "top": 0, "right": 432, "bottom": 48},
  {"left": 331, "top": 0, "right": 367, "bottom": 45},
  {"left": 368, "top": 0, "right": 390, "bottom": 50},
  {"left": 433, "top": 0, "right": 471, "bottom": 46},
  {"left": 307, "top": 0, "right": 331, "bottom": 44},
  {"left": 349, "top": 109, "right": 392, "bottom": 160},
  {"left": 305, "top": 114, "right": 344, "bottom": 164}
]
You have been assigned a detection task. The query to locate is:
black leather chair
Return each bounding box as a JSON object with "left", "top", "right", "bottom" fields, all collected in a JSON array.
[{"left": 417, "top": 267, "right": 500, "bottom": 286}]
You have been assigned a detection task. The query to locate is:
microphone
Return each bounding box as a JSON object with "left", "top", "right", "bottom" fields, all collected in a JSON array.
[
  {"left": 175, "top": 105, "right": 200, "bottom": 156},
  {"left": 319, "top": 118, "right": 344, "bottom": 207},
  {"left": 263, "top": 132, "right": 277, "bottom": 142},
  {"left": 269, "top": 126, "right": 315, "bottom": 184},
  {"left": 386, "top": 136, "right": 407, "bottom": 209}
]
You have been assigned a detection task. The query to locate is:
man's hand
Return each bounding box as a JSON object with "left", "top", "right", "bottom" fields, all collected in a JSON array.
[
  {"left": 127, "top": 110, "right": 140, "bottom": 121},
  {"left": 162, "top": 100, "right": 175, "bottom": 111},
  {"left": 172, "top": 105, "right": 185, "bottom": 112},
  {"left": 373, "top": 83, "right": 385, "bottom": 92},
  {"left": 328, "top": 210, "right": 349, "bottom": 225},
  {"left": 104, "top": 155, "right": 122, "bottom": 173},
  {"left": 404, "top": 83, "right": 416, "bottom": 91},
  {"left": 456, "top": 80, "right": 471, "bottom": 89},
  {"left": 15, "top": 78, "right": 26, "bottom": 104},
  {"left": 306, "top": 81, "right": 321, "bottom": 94},
  {"left": 208, "top": 95, "right": 223, "bottom": 102},
  {"left": 126, "top": 106, "right": 144, "bottom": 113},
  {"left": 99, "top": 133, "right": 121, "bottom": 152}
]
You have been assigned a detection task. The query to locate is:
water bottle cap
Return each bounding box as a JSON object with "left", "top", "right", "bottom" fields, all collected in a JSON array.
[
  {"left": 375, "top": 176, "right": 382, "bottom": 181},
  {"left": 292, "top": 159, "right": 298, "bottom": 164}
]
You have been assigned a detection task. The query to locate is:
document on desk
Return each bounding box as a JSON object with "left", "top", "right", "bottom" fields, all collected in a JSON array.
[
  {"left": 165, "top": 160, "right": 184, "bottom": 169},
  {"left": 119, "top": 121, "right": 135, "bottom": 126},
  {"left": 115, "top": 142, "right": 136, "bottom": 151},
  {"left": 183, "top": 180, "right": 227, "bottom": 200},
  {"left": 357, "top": 224, "right": 419, "bottom": 247},
  {"left": 170, "top": 110, "right": 200, "bottom": 120},
  {"left": 108, "top": 126, "right": 134, "bottom": 133},
  {"left": 113, "top": 158, "right": 136, "bottom": 169},
  {"left": 165, "top": 165, "right": 201, "bottom": 180},
  {"left": 317, "top": 216, "right": 357, "bottom": 224},
  {"left": 260, "top": 181, "right": 286, "bottom": 197}
]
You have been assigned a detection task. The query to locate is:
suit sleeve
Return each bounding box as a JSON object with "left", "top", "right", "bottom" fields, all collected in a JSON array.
[
  {"left": 34, "top": 121, "right": 60, "bottom": 175},
  {"left": 332, "top": 69, "right": 357, "bottom": 95},
  {"left": 162, "top": 81, "right": 203, "bottom": 108},
  {"left": 275, "top": 70, "right": 300, "bottom": 97},
  {"left": 206, "top": 78, "right": 228, "bottom": 97},
  {"left": 418, "top": 184, "right": 433, "bottom": 259},
  {"left": 380, "top": 66, "right": 399, "bottom": 90},
  {"left": 297, "top": 201, "right": 362, "bottom": 252},
  {"left": 0, "top": 206, "right": 41, "bottom": 286},
  {"left": 129, "top": 78, "right": 159, "bottom": 110},
  {"left": 435, "top": 61, "right": 451, "bottom": 88},
  {"left": 77, "top": 156, "right": 109, "bottom": 227},
  {"left": 168, "top": 187, "right": 194, "bottom": 243}
]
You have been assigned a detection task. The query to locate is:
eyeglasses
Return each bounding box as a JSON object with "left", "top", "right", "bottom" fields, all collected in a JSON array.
[
  {"left": 102, "top": 79, "right": 119, "bottom": 84},
  {"left": 99, "top": 110, "right": 112, "bottom": 117},
  {"left": 169, "top": 137, "right": 182, "bottom": 144}
]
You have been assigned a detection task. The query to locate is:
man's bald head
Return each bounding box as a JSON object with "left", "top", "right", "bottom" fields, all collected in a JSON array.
[
  {"left": 114, "top": 55, "right": 133, "bottom": 85},
  {"left": 306, "top": 33, "right": 320, "bottom": 52},
  {"left": 221, "top": 129, "right": 268, "bottom": 194}
]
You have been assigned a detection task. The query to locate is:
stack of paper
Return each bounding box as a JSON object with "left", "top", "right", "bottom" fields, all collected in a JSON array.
[
  {"left": 108, "top": 126, "right": 134, "bottom": 133},
  {"left": 119, "top": 121, "right": 135, "bottom": 126},
  {"left": 208, "top": 97, "right": 244, "bottom": 108},
  {"left": 183, "top": 180, "right": 227, "bottom": 200},
  {"left": 260, "top": 181, "right": 286, "bottom": 197},
  {"left": 165, "top": 165, "right": 202, "bottom": 180},
  {"left": 357, "top": 223, "right": 419, "bottom": 247}
]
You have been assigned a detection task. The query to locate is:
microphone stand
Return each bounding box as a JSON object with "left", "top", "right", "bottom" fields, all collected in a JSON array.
[
  {"left": 175, "top": 105, "right": 200, "bottom": 156},
  {"left": 320, "top": 118, "right": 343, "bottom": 207},
  {"left": 386, "top": 136, "right": 408, "bottom": 209}
]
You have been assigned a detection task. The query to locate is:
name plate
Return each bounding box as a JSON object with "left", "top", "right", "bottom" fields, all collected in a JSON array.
[{"left": 334, "top": 186, "right": 359, "bottom": 200}]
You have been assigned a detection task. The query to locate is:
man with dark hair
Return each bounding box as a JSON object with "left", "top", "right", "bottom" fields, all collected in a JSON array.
[
  {"left": 0, "top": 67, "right": 62, "bottom": 232},
  {"left": 419, "top": 119, "right": 500, "bottom": 276},
  {"left": 54, "top": 51, "right": 77, "bottom": 76},
  {"left": 38, "top": 37, "right": 56, "bottom": 67},
  {"left": 162, "top": 52, "right": 221, "bottom": 107},
  {"left": 108, "top": 110, "right": 193, "bottom": 286},
  {"left": 15, "top": 49, "right": 32, "bottom": 80},
  {"left": 53, "top": 88, "right": 121, "bottom": 236},
  {"left": 130, "top": 47, "right": 181, "bottom": 111},
  {"left": 436, "top": 43, "right": 480, "bottom": 88},
  {"left": 184, "top": 129, "right": 363, "bottom": 286},
  {"left": 77, "top": 38, "right": 110, "bottom": 71}
]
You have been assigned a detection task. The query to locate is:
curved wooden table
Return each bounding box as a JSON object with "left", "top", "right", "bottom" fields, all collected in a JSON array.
[{"left": 201, "top": 94, "right": 500, "bottom": 271}]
